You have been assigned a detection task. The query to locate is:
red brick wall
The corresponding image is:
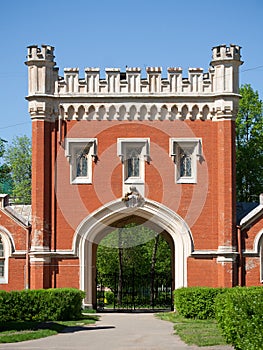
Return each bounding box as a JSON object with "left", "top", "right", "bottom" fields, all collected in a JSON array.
[
  {"left": 51, "top": 258, "right": 79, "bottom": 289},
  {"left": 0, "top": 208, "right": 28, "bottom": 291},
  {"left": 0, "top": 258, "right": 26, "bottom": 291},
  {"left": 187, "top": 258, "right": 218, "bottom": 287},
  {"left": 2, "top": 116, "right": 239, "bottom": 290},
  {"left": 51, "top": 118, "right": 236, "bottom": 288},
  {"left": 241, "top": 214, "right": 263, "bottom": 286}
]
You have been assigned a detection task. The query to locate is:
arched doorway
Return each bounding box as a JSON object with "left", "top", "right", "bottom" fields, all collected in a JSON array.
[
  {"left": 96, "top": 221, "right": 174, "bottom": 311},
  {"left": 73, "top": 198, "right": 193, "bottom": 308}
]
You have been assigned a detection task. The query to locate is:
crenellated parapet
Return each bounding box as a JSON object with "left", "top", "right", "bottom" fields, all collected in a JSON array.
[
  {"left": 25, "top": 44, "right": 243, "bottom": 121},
  {"left": 55, "top": 66, "right": 216, "bottom": 95}
]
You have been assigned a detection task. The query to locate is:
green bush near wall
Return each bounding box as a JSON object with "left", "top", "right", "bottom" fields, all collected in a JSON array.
[
  {"left": 174, "top": 287, "right": 226, "bottom": 319},
  {"left": 215, "top": 287, "right": 263, "bottom": 350},
  {"left": 0, "top": 288, "right": 85, "bottom": 322},
  {"left": 105, "top": 291, "right": 115, "bottom": 305}
]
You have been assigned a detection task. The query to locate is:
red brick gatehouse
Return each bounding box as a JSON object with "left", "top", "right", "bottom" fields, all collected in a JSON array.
[{"left": 0, "top": 44, "right": 262, "bottom": 307}]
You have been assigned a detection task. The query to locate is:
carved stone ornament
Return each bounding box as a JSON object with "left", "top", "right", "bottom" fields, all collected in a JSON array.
[{"left": 122, "top": 186, "right": 145, "bottom": 208}]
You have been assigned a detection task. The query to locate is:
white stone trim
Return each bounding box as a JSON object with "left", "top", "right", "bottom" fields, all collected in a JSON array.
[
  {"left": 65, "top": 138, "right": 97, "bottom": 184},
  {"left": 58, "top": 101, "right": 238, "bottom": 122},
  {"left": 249, "top": 229, "right": 263, "bottom": 255},
  {"left": 243, "top": 230, "right": 263, "bottom": 254},
  {"left": 192, "top": 247, "right": 238, "bottom": 263},
  {"left": 170, "top": 138, "right": 202, "bottom": 184},
  {"left": 28, "top": 249, "right": 75, "bottom": 257},
  {"left": 216, "top": 245, "right": 238, "bottom": 262},
  {"left": 0, "top": 227, "right": 14, "bottom": 284},
  {"left": 117, "top": 138, "right": 150, "bottom": 196},
  {"left": 73, "top": 198, "right": 194, "bottom": 306},
  {"left": 240, "top": 204, "right": 263, "bottom": 228},
  {"left": 241, "top": 229, "right": 263, "bottom": 283}
]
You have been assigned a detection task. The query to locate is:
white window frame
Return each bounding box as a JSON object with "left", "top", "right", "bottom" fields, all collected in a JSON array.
[
  {"left": 170, "top": 138, "right": 202, "bottom": 184},
  {"left": 0, "top": 233, "right": 10, "bottom": 284},
  {"left": 65, "top": 138, "right": 97, "bottom": 184},
  {"left": 117, "top": 138, "right": 150, "bottom": 185}
]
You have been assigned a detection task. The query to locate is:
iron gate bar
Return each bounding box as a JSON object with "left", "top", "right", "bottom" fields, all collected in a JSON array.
[{"left": 96, "top": 270, "right": 173, "bottom": 311}]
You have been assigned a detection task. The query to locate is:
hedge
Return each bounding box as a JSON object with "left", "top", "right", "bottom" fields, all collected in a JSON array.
[
  {"left": 0, "top": 288, "right": 85, "bottom": 322},
  {"left": 174, "top": 287, "right": 226, "bottom": 319},
  {"left": 215, "top": 287, "right": 263, "bottom": 350}
]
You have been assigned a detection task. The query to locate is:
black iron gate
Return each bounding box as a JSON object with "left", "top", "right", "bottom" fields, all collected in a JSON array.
[{"left": 96, "top": 270, "right": 173, "bottom": 311}]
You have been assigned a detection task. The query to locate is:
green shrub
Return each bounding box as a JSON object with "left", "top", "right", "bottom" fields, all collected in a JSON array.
[
  {"left": 174, "top": 287, "right": 225, "bottom": 319},
  {"left": 0, "top": 288, "right": 85, "bottom": 322},
  {"left": 105, "top": 291, "right": 115, "bottom": 305},
  {"left": 215, "top": 287, "right": 263, "bottom": 350}
]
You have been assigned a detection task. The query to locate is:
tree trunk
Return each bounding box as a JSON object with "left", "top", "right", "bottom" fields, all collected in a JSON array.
[
  {"left": 150, "top": 235, "right": 159, "bottom": 307},
  {"left": 117, "top": 228, "right": 124, "bottom": 305}
]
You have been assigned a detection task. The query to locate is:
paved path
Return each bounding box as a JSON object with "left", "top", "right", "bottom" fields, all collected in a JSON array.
[{"left": 0, "top": 313, "right": 234, "bottom": 350}]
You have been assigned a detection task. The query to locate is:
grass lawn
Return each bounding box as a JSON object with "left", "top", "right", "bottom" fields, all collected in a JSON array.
[
  {"left": 0, "top": 314, "right": 99, "bottom": 343},
  {"left": 156, "top": 312, "right": 228, "bottom": 347}
]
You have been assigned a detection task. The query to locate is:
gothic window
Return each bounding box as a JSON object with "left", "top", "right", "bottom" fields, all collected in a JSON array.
[
  {"left": 76, "top": 146, "right": 89, "bottom": 177},
  {"left": 65, "top": 138, "right": 97, "bottom": 184},
  {"left": 127, "top": 147, "right": 140, "bottom": 178},
  {"left": 179, "top": 146, "right": 194, "bottom": 178},
  {"left": 117, "top": 138, "right": 150, "bottom": 196},
  {"left": 170, "top": 138, "right": 202, "bottom": 184}
]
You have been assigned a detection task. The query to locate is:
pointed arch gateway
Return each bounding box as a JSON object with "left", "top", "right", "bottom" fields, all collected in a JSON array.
[{"left": 73, "top": 198, "right": 194, "bottom": 308}]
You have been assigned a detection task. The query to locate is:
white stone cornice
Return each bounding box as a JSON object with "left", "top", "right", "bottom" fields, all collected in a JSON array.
[
  {"left": 58, "top": 101, "right": 236, "bottom": 122},
  {"left": 11, "top": 250, "right": 27, "bottom": 257},
  {"left": 28, "top": 249, "right": 77, "bottom": 263},
  {"left": 29, "top": 249, "right": 76, "bottom": 257},
  {"left": 191, "top": 247, "right": 238, "bottom": 262}
]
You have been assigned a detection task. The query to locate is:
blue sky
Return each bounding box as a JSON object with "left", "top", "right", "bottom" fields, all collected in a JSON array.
[{"left": 0, "top": 0, "right": 263, "bottom": 143}]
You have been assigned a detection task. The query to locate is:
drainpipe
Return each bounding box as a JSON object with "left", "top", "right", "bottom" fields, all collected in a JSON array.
[
  {"left": 58, "top": 106, "right": 63, "bottom": 144},
  {"left": 236, "top": 225, "right": 243, "bottom": 286},
  {"left": 25, "top": 225, "right": 31, "bottom": 290}
]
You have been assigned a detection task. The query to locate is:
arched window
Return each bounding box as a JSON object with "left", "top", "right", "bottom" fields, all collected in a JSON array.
[
  {"left": 179, "top": 146, "right": 193, "bottom": 177},
  {"left": 65, "top": 138, "right": 97, "bottom": 184},
  {"left": 169, "top": 138, "right": 202, "bottom": 184},
  {"left": 0, "top": 235, "right": 4, "bottom": 278},
  {"left": 117, "top": 138, "right": 150, "bottom": 195},
  {"left": 76, "top": 146, "right": 89, "bottom": 177},
  {"left": 127, "top": 148, "right": 140, "bottom": 178}
]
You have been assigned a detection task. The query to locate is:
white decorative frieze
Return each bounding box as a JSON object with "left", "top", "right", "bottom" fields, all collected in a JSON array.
[
  {"left": 59, "top": 102, "right": 215, "bottom": 121},
  {"left": 26, "top": 44, "right": 243, "bottom": 121}
]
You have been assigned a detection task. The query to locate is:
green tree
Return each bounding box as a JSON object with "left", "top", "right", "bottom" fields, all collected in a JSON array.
[
  {"left": 236, "top": 84, "right": 263, "bottom": 202},
  {"left": 4, "top": 135, "right": 32, "bottom": 203},
  {"left": 0, "top": 138, "right": 12, "bottom": 193},
  {"left": 96, "top": 223, "right": 172, "bottom": 307}
]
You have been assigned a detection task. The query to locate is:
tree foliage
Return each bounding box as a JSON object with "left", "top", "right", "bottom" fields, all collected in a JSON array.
[
  {"left": 4, "top": 135, "right": 32, "bottom": 203},
  {"left": 96, "top": 223, "right": 172, "bottom": 295},
  {"left": 236, "top": 84, "right": 263, "bottom": 202},
  {"left": 0, "top": 138, "right": 12, "bottom": 193}
]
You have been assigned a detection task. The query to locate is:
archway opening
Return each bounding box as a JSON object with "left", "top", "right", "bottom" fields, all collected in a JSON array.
[
  {"left": 95, "top": 218, "right": 174, "bottom": 311},
  {"left": 75, "top": 198, "right": 193, "bottom": 309}
]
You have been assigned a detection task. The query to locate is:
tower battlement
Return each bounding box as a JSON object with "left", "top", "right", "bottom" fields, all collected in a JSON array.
[
  {"left": 25, "top": 44, "right": 243, "bottom": 120},
  {"left": 212, "top": 44, "right": 242, "bottom": 62},
  {"left": 25, "top": 44, "right": 242, "bottom": 96},
  {"left": 54, "top": 44, "right": 242, "bottom": 95},
  {"left": 27, "top": 44, "right": 55, "bottom": 62}
]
